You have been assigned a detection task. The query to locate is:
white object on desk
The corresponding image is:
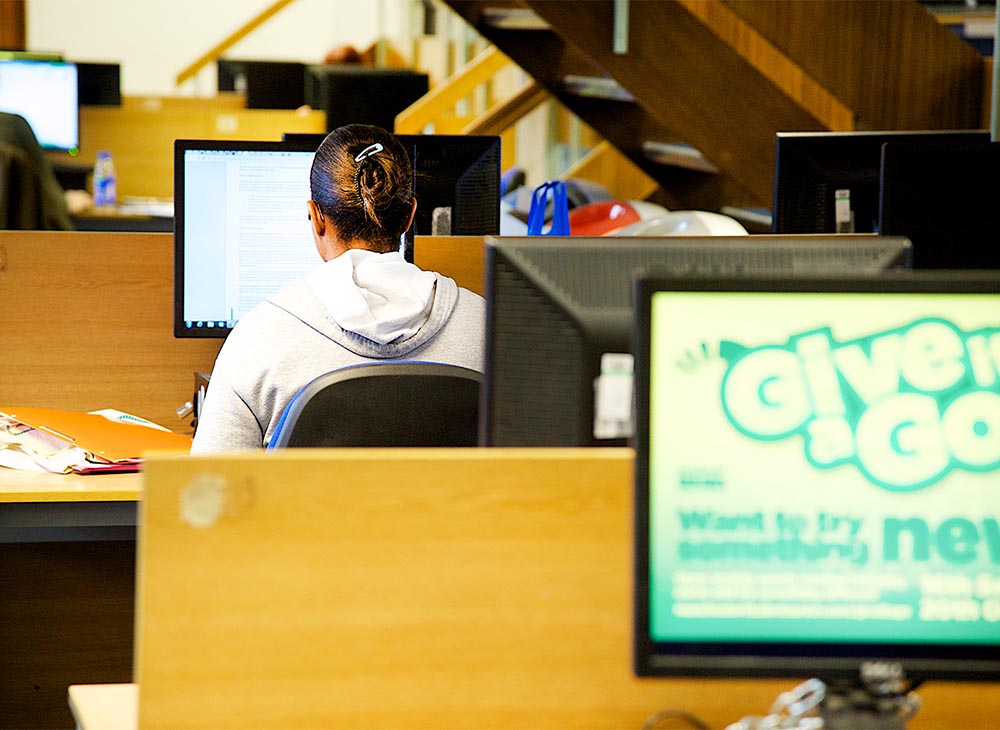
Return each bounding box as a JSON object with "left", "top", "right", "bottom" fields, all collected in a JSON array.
[{"left": 68, "top": 683, "right": 137, "bottom": 730}]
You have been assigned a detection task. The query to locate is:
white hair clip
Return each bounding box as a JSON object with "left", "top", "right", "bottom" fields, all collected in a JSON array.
[{"left": 354, "top": 143, "right": 384, "bottom": 162}]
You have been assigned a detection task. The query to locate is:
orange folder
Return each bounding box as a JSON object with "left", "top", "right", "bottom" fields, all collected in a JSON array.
[{"left": 0, "top": 407, "right": 192, "bottom": 463}]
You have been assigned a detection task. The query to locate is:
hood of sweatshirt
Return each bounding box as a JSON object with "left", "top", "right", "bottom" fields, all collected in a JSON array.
[{"left": 266, "top": 249, "right": 460, "bottom": 359}]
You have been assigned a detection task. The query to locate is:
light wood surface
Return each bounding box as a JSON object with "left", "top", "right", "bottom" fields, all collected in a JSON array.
[
  {"left": 46, "top": 98, "right": 326, "bottom": 199},
  {"left": 413, "top": 234, "right": 486, "bottom": 296},
  {"left": 126, "top": 449, "right": 1000, "bottom": 729},
  {"left": 0, "top": 468, "right": 141, "bottom": 503},
  {"left": 0, "top": 230, "right": 223, "bottom": 435},
  {"left": 1, "top": 231, "right": 486, "bottom": 438},
  {"left": 69, "top": 683, "right": 138, "bottom": 730}
]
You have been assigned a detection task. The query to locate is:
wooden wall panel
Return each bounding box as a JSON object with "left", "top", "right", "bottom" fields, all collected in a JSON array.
[
  {"left": 132, "top": 449, "right": 1000, "bottom": 729},
  {"left": 45, "top": 101, "right": 326, "bottom": 199},
  {"left": 0, "top": 0, "right": 25, "bottom": 50},
  {"left": 721, "top": 0, "right": 988, "bottom": 130}
]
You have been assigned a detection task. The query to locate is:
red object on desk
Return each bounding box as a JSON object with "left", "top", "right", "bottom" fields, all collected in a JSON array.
[{"left": 568, "top": 200, "right": 642, "bottom": 236}]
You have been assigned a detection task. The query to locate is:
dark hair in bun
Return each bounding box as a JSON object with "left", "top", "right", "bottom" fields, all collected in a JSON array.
[{"left": 310, "top": 124, "right": 414, "bottom": 253}]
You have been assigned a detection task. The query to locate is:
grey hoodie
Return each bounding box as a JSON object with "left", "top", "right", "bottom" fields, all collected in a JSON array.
[{"left": 191, "top": 250, "right": 485, "bottom": 452}]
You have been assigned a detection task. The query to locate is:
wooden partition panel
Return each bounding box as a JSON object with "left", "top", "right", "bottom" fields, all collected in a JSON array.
[
  {"left": 413, "top": 234, "right": 486, "bottom": 296},
  {"left": 46, "top": 99, "right": 326, "bottom": 199},
  {"left": 0, "top": 231, "right": 222, "bottom": 433},
  {"left": 1, "top": 232, "right": 485, "bottom": 435},
  {"left": 135, "top": 449, "right": 1000, "bottom": 730}
]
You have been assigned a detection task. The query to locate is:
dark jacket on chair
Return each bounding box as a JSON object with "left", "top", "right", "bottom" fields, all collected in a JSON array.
[{"left": 0, "top": 112, "right": 73, "bottom": 230}]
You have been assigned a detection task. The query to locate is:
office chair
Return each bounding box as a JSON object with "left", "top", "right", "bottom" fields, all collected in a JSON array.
[{"left": 268, "top": 361, "right": 482, "bottom": 448}]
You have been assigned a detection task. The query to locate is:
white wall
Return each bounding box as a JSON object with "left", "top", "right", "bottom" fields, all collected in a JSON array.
[{"left": 27, "top": 0, "right": 418, "bottom": 97}]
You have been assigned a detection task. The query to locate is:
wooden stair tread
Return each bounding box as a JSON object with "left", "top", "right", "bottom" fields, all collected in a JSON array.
[
  {"left": 563, "top": 74, "right": 635, "bottom": 102},
  {"left": 641, "top": 141, "right": 719, "bottom": 174},
  {"left": 481, "top": 6, "right": 551, "bottom": 30}
]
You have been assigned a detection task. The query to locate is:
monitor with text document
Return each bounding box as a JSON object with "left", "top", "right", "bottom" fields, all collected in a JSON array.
[
  {"left": 633, "top": 270, "right": 1000, "bottom": 687},
  {"left": 175, "top": 135, "right": 499, "bottom": 339},
  {"left": 0, "top": 58, "right": 79, "bottom": 152},
  {"left": 174, "top": 139, "right": 331, "bottom": 338}
]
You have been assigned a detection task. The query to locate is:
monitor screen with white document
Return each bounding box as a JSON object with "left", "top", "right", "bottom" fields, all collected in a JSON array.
[
  {"left": 174, "top": 139, "right": 375, "bottom": 339},
  {"left": 174, "top": 139, "right": 319, "bottom": 337},
  {"left": 0, "top": 58, "right": 79, "bottom": 151}
]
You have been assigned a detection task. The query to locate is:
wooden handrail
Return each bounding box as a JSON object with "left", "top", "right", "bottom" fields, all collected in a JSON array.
[
  {"left": 461, "top": 81, "right": 548, "bottom": 135},
  {"left": 395, "top": 46, "right": 514, "bottom": 133},
  {"left": 175, "top": 0, "right": 297, "bottom": 87}
]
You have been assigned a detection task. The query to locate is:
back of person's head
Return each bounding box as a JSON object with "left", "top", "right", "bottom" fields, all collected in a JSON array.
[{"left": 310, "top": 124, "right": 413, "bottom": 253}]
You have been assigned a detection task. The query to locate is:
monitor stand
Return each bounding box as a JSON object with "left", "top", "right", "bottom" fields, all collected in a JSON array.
[
  {"left": 732, "top": 671, "right": 921, "bottom": 730},
  {"left": 820, "top": 666, "right": 922, "bottom": 730}
]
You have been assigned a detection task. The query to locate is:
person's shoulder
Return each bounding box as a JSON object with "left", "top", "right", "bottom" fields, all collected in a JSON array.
[{"left": 456, "top": 286, "right": 486, "bottom": 307}]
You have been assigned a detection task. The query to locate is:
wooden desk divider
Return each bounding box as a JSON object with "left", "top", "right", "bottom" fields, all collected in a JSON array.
[
  {"left": 1, "top": 231, "right": 485, "bottom": 436},
  {"left": 46, "top": 96, "right": 327, "bottom": 199},
  {"left": 134, "top": 449, "right": 770, "bottom": 728},
  {"left": 133, "top": 449, "right": 1000, "bottom": 730}
]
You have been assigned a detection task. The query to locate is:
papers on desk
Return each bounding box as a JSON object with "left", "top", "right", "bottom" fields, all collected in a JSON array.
[
  {"left": 0, "top": 407, "right": 192, "bottom": 474},
  {"left": 117, "top": 196, "right": 174, "bottom": 218}
]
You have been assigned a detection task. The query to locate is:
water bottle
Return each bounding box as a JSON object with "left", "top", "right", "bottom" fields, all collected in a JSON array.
[{"left": 92, "top": 150, "right": 117, "bottom": 208}]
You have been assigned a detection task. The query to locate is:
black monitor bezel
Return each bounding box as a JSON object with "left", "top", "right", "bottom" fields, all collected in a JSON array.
[
  {"left": 175, "top": 134, "right": 501, "bottom": 339},
  {"left": 481, "top": 234, "right": 913, "bottom": 448},
  {"left": 771, "top": 130, "right": 990, "bottom": 235},
  {"left": 633, "top": 269, "right": 1000, "bottom": 683},
  {"left": 879, "top": 140, "right": 1000, "bottom": 270}
]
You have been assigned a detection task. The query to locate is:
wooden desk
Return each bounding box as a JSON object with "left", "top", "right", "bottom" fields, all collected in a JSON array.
[
  {"left": 0, "top": 469, "right": 141, "bottom": 730},
  {"left": 0, "top": 467, "right": 141, "bottom": 503}
]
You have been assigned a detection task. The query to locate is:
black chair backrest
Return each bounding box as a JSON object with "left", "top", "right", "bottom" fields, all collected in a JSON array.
[{"left": 269, "top": 361, "right": 482, "bottom": 448}]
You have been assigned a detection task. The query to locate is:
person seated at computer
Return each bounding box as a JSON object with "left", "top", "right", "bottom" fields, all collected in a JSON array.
[{"left": 191, "top": 124, "right": 485, "bottom": 452}]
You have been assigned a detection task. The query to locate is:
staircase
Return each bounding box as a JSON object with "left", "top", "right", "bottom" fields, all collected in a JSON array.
[{"left": 441, "top": 0, "right": 990, "bottom": 217}]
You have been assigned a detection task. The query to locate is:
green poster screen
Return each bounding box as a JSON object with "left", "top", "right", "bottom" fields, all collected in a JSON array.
[{"left": 647, "top": 290, "right": 1000, "bottom": 646}]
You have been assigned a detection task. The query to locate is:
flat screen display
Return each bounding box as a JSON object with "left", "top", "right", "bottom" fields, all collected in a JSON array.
[
  {"left": 634, "top": 271, "right": 1000, "bottom": 682},
  {"left": 174, "top": 139, "right": 319, "bottom": 337},
  {"left": 772, "top": 130, "right": 989, "bottom": 235},
  {"left": 0, "top": 59, "right": 78, "bottom": 151}
]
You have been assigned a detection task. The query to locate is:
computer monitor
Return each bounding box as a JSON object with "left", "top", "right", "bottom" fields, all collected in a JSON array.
[
  {"left": 772, "top": 130, "right": 990, "bottom": 235},
  {"left": 0, "top": 50, "right": 63, "bottom": 61},
  {"left": 75, "top": 61, "right": 121, "bottom": 106},
  {"left": 304, "top": 65, "right": 429, "bottom": 132},
  {"left": 879, "top": 140, "right": 1000, "bottom": 270},
  {"left": 217, "top": 59, "right": 306, "bottom": 110},
  {"left": 0, "top": 58, "right": 78, "bottom": 152},
  {"left": 176, "top": 133, "right": 500, "bottom": 339},
  {"left": 633, "top": 270, "right": 1000, "bottom": 693},
  {"left": 282, "top": 131, "right": 501, "bottom": 241},
  {"left": 398, "top": 133, "right": 500, "bottom": 241},
  {"left": 481, "top": 234, "right": 913, "bottom": 447},
  {"left": 174, "top": 138, "right": 322, "bottom": 338}
]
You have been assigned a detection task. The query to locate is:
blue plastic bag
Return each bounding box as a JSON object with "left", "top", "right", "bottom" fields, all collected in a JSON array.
[{"left": 526, "top": 180, "right": 571, "bottom": 236}]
